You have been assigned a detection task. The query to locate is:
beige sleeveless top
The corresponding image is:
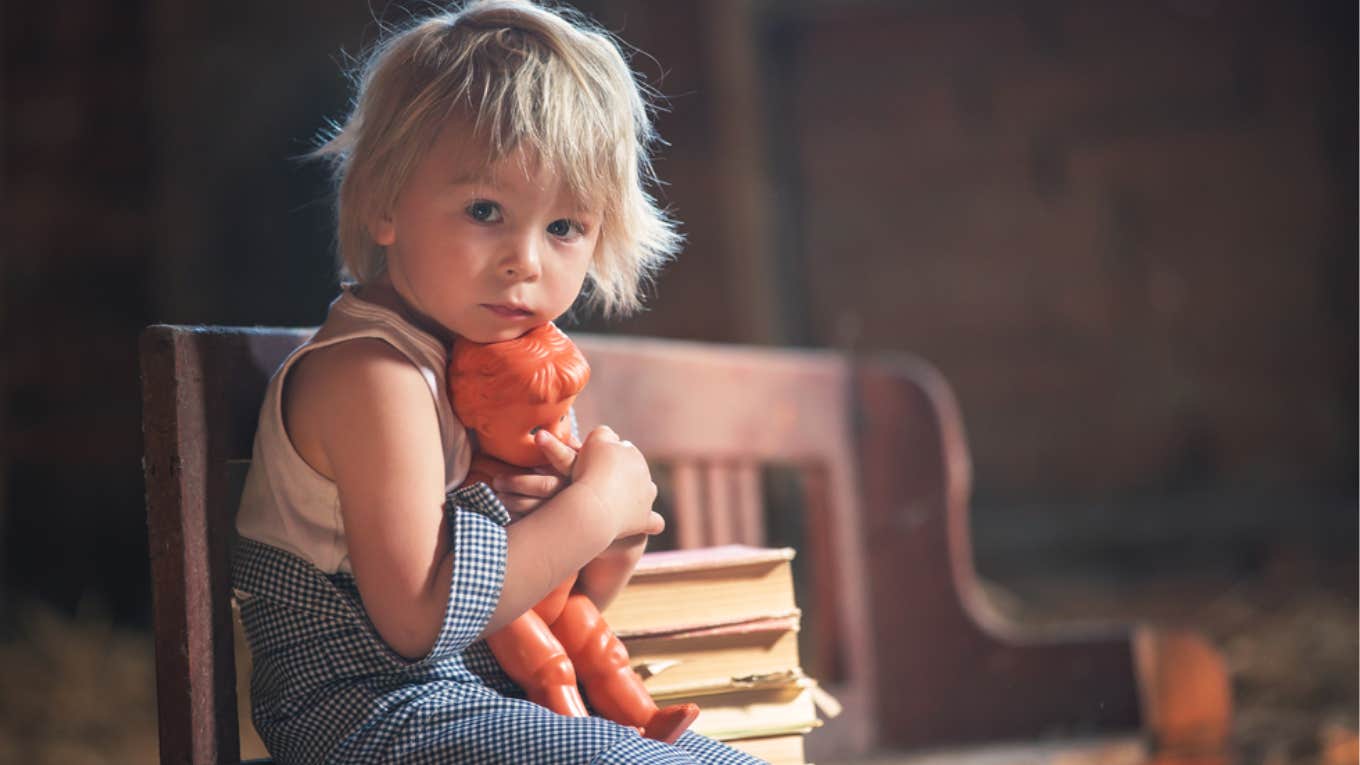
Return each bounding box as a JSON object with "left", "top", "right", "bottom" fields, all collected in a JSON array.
[{"left": 235, "top": 287, "right": 474, "bottom": 574}]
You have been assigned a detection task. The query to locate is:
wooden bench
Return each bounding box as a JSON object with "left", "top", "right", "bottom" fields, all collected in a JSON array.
[{"left": 140, "top": 324, "right": 1230, "bottom": 764}]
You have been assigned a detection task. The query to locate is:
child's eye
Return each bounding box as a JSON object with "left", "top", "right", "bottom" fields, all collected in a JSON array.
[
  {"left": 467, "top": 200, "right": 502, "bottom": 223},
  {"left": 546, "top": 219, "right": 581, "bottom": 238}
]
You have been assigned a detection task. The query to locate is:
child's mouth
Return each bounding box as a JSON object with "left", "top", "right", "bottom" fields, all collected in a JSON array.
[{"left": 483, "top": 303, "right": 533, "bottom": 319}]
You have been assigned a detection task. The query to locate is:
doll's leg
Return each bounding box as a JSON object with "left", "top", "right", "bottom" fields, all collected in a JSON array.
[
  {"left": 486, "top": 609, "right": 589, "bottom": 717},
  {"left": 551, "top": 592, "right": 699, "bottom": 743},
  {"left": 531, "top": 576, "right": 577, "bottom": 624}
]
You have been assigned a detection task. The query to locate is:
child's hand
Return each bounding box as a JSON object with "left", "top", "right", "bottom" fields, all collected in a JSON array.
[
  {"left": 534, "top": 427, "right": 582, "bottom": 474},
  {"left": 490, "top": 430, "right": 581, "bottom": 520},
  {"left": 571, "top": 425, "right": 663, "bottom": 539},
  {"left": 491, "top": 467, "right": 569, "bottom": 521}
]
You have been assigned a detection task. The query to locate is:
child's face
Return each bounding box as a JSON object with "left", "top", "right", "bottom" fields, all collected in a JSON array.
[{"left": 373, "top": 123, "right": 601, "bottom": 344}]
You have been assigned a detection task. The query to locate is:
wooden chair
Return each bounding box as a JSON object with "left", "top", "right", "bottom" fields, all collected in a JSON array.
[{"left": 141, "top": 324, "right": 1231, "bottom": 765}]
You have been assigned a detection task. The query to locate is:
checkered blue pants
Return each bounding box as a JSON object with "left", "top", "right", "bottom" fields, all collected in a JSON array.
[{"left": 233, "top": 483, "right": 767, "bottom": 764}]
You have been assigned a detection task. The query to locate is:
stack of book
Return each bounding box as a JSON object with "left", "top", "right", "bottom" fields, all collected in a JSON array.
[{"left": 604, "top": 545, "right": 834, "bottom": 765}]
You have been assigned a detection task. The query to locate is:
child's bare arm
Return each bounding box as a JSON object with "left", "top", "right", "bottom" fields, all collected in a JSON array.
[
  {"left": 575, "top": 533, "right": 649, "bottom": 610},
  {"left": 293, "top": 341, "right": 631, "bottom": 660},
  {"left": 489, "top": 426, "right": 662, "bottom": 632},
  {"left": 288, "top": 340, "right": 452, "bottom": 660},
  {"left": 524, "top": 430, "right": 656, "bottom": 610}
]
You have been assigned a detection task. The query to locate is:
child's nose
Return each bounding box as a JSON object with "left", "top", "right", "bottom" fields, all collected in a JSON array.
[{"left": 500, "top": 235, "right": 542, "bottom": 281}]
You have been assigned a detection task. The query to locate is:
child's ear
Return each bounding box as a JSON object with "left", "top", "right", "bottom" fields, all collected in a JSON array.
[{"left": 369, "top": 214, "right": 396, "bottom": 247}]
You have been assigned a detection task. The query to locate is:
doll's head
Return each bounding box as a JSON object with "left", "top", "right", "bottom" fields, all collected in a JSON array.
[
  {"left": 312, "top": 0, "right": 680, "bottom": 319},
  {"left": 449, "top": 322, "right": 590, "bottom": 467}
]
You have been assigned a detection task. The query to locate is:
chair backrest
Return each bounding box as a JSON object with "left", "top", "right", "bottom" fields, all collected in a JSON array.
[
  {"left": 140, "top": 325, "right": 880, "bottom": 761},
  {"left": 143, "top": 324, "right": 1195, "bottom": 765},
  {"left": 141, "top": 326, "right": 311, "bottom": 764},
  {"left": 568, "top": 336, "right": 879, "bottom": 754}
]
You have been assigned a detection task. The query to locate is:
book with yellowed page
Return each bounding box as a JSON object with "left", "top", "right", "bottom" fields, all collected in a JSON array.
[
  {"left": 651, "top": 670, "right": 823, "bottom": 742},
  {"left": 626, "top": 614, "right": 801, "bottom": 696},
  {"left": 724, "top": 733, "right": 807, "bottom": 765},
  {"left": 603, "top": 545, "right": 797, "bottom": 635},
  {"left": 604, "top": 544, "right": 830, "bottom": 763}
]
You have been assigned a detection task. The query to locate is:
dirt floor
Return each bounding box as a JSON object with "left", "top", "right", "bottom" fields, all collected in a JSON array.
[
  {"left": 0, "top": 565, "right": 1354, "bottom": 764},
  {"left": 985, "top": 559, "right": 1358, "bottom": 765}
]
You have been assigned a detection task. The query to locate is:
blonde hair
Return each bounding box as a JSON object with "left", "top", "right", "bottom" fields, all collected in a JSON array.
[{"left": 312, "top": 0, "right": 680, "bottom": 318}]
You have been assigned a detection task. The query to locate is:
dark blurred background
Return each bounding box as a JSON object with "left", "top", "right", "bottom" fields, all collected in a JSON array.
[{"left": 0, "top": 0, "right": 1355, "bottom": 762}]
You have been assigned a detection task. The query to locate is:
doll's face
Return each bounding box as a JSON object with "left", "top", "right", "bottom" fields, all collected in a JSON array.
[{"left": 474, "top": 396, "right": 576, "bottom": 467}]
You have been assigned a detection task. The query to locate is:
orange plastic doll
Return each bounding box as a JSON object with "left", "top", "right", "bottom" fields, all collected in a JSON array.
[{"left": 448, "top": 322, "right": 699, "bottom": 743}]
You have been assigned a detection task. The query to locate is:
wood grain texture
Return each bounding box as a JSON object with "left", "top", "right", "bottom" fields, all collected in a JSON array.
[
  {"left": 856, "top": 356, "right": 1146, "bottom": 747},
  {"left": 141, "top": 326, "right": 238, "bottom": 764},
  {"left": 571, "top": 335, "right": 877, "bottom": 756},
  {"left": 141, "top": 326, "right": 308, "bottom": 765}
]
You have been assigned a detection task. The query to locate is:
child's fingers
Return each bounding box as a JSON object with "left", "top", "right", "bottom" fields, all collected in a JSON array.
[
  {"left": 500, "top": 495, "right": 542, "bottom": 519},
  {"left": 584, "top": 425, "right": 619, "bottom": 444},
  {"left": 643, "top": 511, "right": 665, "bottom": 536},
  {"left": 492, "top": 472, "right": 567, "bottom": 498},
  {"left": 533, "top": 429, "right": 578, "bottom": 476}
]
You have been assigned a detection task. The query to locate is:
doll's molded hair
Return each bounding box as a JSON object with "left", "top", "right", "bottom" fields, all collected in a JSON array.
[
  {"left": 312, "top": 0, "right": 680, "bottom": 318},
  {"left": 449, "top": 322, "right": 590, "bottom": 428}
]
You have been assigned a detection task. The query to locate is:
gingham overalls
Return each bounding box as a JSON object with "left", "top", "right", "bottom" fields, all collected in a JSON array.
[{"left": 232, "top": 470, "right": 767, "bottom": 764}]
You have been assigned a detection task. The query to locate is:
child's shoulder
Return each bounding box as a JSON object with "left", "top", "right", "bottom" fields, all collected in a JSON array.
[
  {"left": 287, "top": 336, "right": 433, "bottom": 418},
  {"left": 283, "top": 337, "right": 442, "bottom": 480},
  {"left": 293, "top": 335, "right": 417, "bottom": 384}
]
